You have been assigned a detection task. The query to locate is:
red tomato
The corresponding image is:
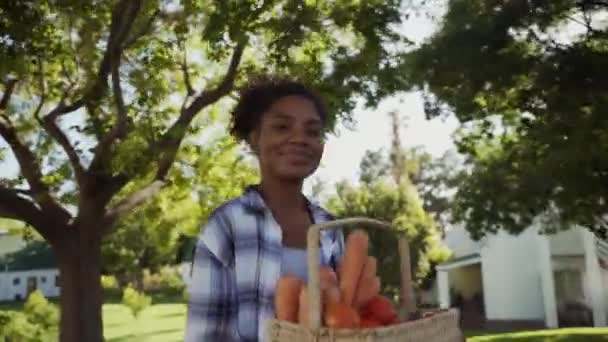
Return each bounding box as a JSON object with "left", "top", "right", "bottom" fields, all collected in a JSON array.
[
  {"left": 360, "top": 295, "right": 397, "bottom": 325},
  {"left": 360, "top": 318, "right": 382, "bottom": 328},
  {"left": 324, "top": 303, "right": 360, "bottom": 329}
]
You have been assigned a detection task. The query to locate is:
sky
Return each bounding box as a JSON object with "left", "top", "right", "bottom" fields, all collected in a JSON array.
[
  {"left": 302, "top": 92, "right": 459, "bottom": 197},
  {"left": 302, "top": 4, "right": 458, "bottom": 196},
  {"left": 0, "top": 4, "right": 460, "bottom": 199}
]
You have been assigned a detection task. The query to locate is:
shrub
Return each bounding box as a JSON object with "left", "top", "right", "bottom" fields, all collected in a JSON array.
[
  {"left": 122, "top": 286, "right": 151, "bottom": 318},
  {"left": 0, "top": 310, "right": 56, "bottom": 342},
  {"left": 101, "top": 275, "right": 119, "bottom": 289},
  {"left": 143, "top": 266, "right": 185, "bottom": 294},
  {"left": 24, "top": 290, "right": 60, "bottom": 329}
]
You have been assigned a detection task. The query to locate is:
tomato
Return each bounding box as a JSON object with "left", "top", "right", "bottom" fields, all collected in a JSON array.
[
  {"left": 360, "top": 318, "right": 382, "bottom": 328},
  {"left": 324, "top": 303, "right": 361, "bottom": 329},
  {"left": 360, "top": 295, "right": 397, "bottom": 325}
]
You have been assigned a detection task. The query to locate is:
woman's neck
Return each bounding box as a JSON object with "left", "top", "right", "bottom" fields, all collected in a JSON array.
[{"left": 258, "top": 177, "right": 306, "bottom": 212}]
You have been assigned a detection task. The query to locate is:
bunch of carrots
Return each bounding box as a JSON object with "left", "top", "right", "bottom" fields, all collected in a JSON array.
[{"left": 274, "top": 229, "right": 400, "bottom": 329}]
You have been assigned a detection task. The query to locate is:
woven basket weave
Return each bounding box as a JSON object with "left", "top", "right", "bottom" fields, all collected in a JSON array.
[{"left": 266, "top": 217, "right": 464, "bottom": 342}]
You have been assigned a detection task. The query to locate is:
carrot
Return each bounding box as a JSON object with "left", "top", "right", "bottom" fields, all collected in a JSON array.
[
  {"left": 352, "top": 256, "right": 377, "bottom": 308},
  {"left": 353, "top": 276, "right": 381, "bottom": 309},
  {"left": 319, "top": 265, "right": 339, "bottom": 288},
  {"left": 274, "top": 275, "right": 303, "bottom": 322},
  {"left": 297, "top": 285, "right": 310, "bottom": 327},
  {"left": 323, "top": 284, "right": 341, "bottom": 308},
  {"left": 339, "top": 229, "right": 369, "bottom": 306},
  {"left": 336, "top": 260, "right": 343, "bottom": 279},
  {"left": 362, "top": 256, "right": 377, "bottom": 281}
]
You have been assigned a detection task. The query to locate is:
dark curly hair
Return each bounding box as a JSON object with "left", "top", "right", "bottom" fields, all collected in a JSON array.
[{"left": 229, "top": 76, "right": 329, "bottom": 142}]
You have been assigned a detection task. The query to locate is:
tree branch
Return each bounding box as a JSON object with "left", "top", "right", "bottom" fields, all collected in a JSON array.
[
  {"left": 0, "top": 186, "right": 64, "bottom": 243},
  {"left": 84, "top": 0, "right": 142, "bottom": 105},
  {"left": 103, "top": 180, "right": 165, "bottom": 226},
  {"left": 33, "top": 59, "right": 46, "bottom": 120},
  {"left": 34, "top": 55, "right": 85, "bottom": 186},
  {"left": 187, "top": 40, "right": 246, "bottom": 115},
  {"left": 124, "top": 9, "right": 160, "bottom": 49},
  {"left": 39, "top": 108, "right": 87, "bottom": 186},
  {"left": 181, "top": 45, "right": 195, "bottom": 98},
  {"left": 88, "top": 57, "right": 131, "bottom": 176},
  {"left": 154, "top": 40, "right": 247, "bottom": 180},
  {"left": 0, "top": 78, "right": 18, "bottom": 110},
  {"left": 87, "top": 0, "right": 142, "bottom": 176},
  {"left": 0, "top": 115, "right": 71, "bottom": 224}
]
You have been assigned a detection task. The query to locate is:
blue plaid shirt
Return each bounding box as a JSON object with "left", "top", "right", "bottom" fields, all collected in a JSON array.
[{"left": 184, "top": 187, "right": 345, "bottom": 342}]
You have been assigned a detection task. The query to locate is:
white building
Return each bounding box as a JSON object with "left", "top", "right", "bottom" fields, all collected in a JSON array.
[
  {"left": 435, "top": 224, "right": 608, "bottom": 329},
  {"left": 0, "top": 231, "right": 60, "bottom": 301}
]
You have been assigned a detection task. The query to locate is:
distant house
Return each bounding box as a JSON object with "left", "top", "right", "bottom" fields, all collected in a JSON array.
[
  {"left": 0, "top": 231, "right": 60, "bottom": 301},
  {"left": 433, "top": 224, "right": 608, "bottom": 329}
]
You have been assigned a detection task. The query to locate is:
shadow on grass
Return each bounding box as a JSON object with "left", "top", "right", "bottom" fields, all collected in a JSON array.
[
  {"left": 105, "top": 328, "right": 182, "bottom": 342},
  {"left": 155, "top": 312, "right": 185, "bottom": 319},
  {"left": 104, "top": 321, "right": 127, "bottom": 328},
  {"left": 103, "top": 289, "right": 185, "bottom": 305}
]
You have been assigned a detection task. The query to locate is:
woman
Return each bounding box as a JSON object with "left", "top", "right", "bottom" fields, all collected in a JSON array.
[{"left": 184, "top": 77, "right": 345, "bottom": 342}]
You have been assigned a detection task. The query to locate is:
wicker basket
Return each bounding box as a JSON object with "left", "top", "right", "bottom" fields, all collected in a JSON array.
[{"left": 266, "top": 217, "right": 464, "bottom": 342}]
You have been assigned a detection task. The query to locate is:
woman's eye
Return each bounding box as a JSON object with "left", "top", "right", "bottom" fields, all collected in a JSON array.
[{"left": 273, "top": 124, "right": 289, "bottom": 131}]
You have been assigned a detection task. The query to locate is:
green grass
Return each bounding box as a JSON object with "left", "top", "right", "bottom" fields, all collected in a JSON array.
[
  {"left": 5, "top": 298, "right": 608, "bottom": 342},
  {"left": 466, "top": 328, "right": 608, "bottom": 341},
  {"left": 103, "top": 302, "right": 186, "bottom": 342},
  {"left": 1, "top": 298, "right": 187, "bottom": 341}
]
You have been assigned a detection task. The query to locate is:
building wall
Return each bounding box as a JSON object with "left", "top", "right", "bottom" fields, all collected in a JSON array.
[
  {"left": 0, "top": 269, "right": 60, "bottom": 301},
  {"left": 480, "top": 228, "right": 545, "bottom": 321},
  {"left": 549, "top": 228, "right": 585, "bottom": 256}
]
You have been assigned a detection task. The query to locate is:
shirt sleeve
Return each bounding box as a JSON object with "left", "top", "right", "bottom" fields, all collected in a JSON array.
[{"left": 184, "top": 213, "right": 240, "bottom": 342}]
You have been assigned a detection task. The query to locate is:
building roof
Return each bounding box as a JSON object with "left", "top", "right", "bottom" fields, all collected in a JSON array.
[
  {"left": 436, "top": 253, "right": 481, "bottom": 271},
  {"left": 0, "top": 241, "right": 57, "bottom": 272}
]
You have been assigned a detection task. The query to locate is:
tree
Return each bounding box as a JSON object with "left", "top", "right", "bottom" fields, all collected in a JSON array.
[
  {"left": 101, "top": 136, "right": 257, "bottom": 288},
  {"left": 326, "top": 179, "right": 450, "bottom": 299},
  {"left": 409, "top": 148, "right": 465, "bottom": 233},
  {"left": 359, "top": 149, "right": 392, "bottom": 185},
  {"left": 408, "top": 0, "right": 608, "bottom": 239},
  {"left": 0, "top": 1, "right": 416, "bottom": 340}
]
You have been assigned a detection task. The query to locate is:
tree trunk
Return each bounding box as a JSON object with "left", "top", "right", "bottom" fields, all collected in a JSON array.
[
  {"left": 56, "top": 230, "right": 104, "bottom": 342},
  {"left": 134, "top": 271, "right": 145, "bottom": 292}
]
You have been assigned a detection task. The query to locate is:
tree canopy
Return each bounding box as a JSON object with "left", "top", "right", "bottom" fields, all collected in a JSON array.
[
  {"left": 0, "top": 1, "right": 418, "bottom": 340},
  {"left": 408, "top": 0, "right": 608, "bottom": 239}
]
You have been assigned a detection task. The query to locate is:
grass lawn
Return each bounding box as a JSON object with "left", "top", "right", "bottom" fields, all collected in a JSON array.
[
  {"left": 103, "top": 302, "right": 186, "bottom": 342},
  {"left": 466, "top": 327, "right": 608, "bottom": 341},
  {"left": 5, "top": 299, "right": 608, "bottom": 341}
]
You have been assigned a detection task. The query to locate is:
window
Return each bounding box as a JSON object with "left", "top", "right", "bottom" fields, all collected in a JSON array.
[
  {"left": 13, "top": 278, "right": 20, "bottom": 286},
  {"left": 41, "top": 276, "right": 47, "bottom": 283},
  {"left": 55, "top": 275, "right": 60, "bottom": 287}
]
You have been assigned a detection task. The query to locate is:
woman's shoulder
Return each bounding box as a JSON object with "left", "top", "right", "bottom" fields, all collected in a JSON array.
[
  {"left": 197, "top": 189, "right": 258, "bottom": 266},
  {"left": 207, "top": 187, "right": 265, "bottom": 221}
]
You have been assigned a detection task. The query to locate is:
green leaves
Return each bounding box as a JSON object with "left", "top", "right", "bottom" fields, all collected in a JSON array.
[
  {"left": 102, "top": 134, "right": 257, "bottom": 281},
  {"left": 406, "top": 0, "right": 608, "bottom": 239},
  {"left": 122, "top": 286, "right": 151, "bottom": 319},
  {"left": 326, "top": 179, "right": 449, "bottom": 294}
]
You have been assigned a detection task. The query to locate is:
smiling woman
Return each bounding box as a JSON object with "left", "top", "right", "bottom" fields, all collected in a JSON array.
[{"left": 184, "top": 76, "right": 345, "bottom": 342}]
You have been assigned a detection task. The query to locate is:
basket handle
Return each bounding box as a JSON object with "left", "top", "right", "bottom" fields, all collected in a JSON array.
[{"left": 305, "top": 217, "right": 416, "bottom": 330}]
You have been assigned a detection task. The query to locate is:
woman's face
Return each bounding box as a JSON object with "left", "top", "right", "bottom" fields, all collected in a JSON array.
[{"left": 250, "top": 95, "right": 325, "bottom": 182}]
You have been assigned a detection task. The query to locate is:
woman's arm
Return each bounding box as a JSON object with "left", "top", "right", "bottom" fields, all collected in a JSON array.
[{"left": 184, "top": 243, "right": 239, "bottom": 341}]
